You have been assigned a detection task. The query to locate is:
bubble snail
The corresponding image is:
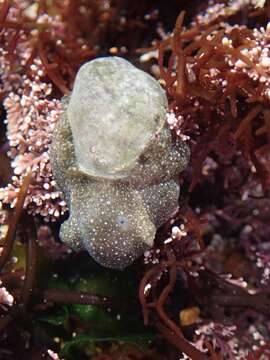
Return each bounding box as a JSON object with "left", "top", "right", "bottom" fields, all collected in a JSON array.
[{"left": 50, "top": 57, "right": 190, "bottom": 270}]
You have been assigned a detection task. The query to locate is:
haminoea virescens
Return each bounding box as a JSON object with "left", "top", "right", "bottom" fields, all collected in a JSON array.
[{"left": 50, "top": 56, "right": 190, "bottom": 270}]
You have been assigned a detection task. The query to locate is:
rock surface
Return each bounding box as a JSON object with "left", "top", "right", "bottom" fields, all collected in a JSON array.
[{"left": 50, "top": 56, "right": 189, "bottom": 269}]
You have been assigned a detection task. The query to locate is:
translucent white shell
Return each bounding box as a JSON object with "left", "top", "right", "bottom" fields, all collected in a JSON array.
[{"left": 67, "top": 57, "right": 168, "bottom": 178}]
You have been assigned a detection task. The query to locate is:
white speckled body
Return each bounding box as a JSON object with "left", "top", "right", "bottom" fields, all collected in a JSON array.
[{"left": 50, "top": 57, "right": 189, "bottom": 269}]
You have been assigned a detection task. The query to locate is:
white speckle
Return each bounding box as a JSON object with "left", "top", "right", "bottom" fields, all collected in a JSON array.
[
  {"left": 164, "top": 237, "right": 173, "bottom": 244},
  {"left": 144, "top": 283, "right": 152, "bottom": 295}
]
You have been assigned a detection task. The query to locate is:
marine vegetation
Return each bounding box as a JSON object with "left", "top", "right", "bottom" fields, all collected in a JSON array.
[{"left": 0, "top": 0, "right": 270, "bottom": 359}]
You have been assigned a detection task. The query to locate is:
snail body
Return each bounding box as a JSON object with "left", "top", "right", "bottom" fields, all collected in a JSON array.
[{"left": 50, "top": 57, "right": 189, "bottom": 269}]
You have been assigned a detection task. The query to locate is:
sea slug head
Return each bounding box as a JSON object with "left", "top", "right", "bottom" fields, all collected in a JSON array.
[{"left": 77, "top": 184, "right": 156, "bottom": 270}]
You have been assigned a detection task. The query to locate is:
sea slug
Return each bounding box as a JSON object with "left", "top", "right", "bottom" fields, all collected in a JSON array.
[{"left": 50, "top": 57, "right": 189, "bottom": 269}]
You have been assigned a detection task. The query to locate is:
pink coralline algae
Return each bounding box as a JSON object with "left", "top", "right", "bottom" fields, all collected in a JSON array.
[
  {"left": 0, "top": 78, "right": 68, "bottom": 221},
  {"left": 1, "top": 0, "right": 270, "bottom": 357},
  {"left": 0, "top": 280, "right": 14, "bottom": 308},
  {"left": 0, "top": 2, "right": 69, "bottom": 221}
]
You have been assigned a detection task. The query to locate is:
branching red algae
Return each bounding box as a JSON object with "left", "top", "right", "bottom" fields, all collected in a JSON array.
[
  {"left": 157, "top": 321, "right": 207, "bottom": 360},
  {"left": 157, "top": 9, "right": 270, "bottom": 190},
  {"left": 41, "top": 289, "right": 114, "bottom": 308},
  {"left": 1, "top": 1, "right": 270, "bottom": 359},
  {"left": 139, "top": 247, "right": 208, "bottom": 359},
  {"left": 0, "top": 0, "right": 10, "bottom": 24},
  {"left": 193, "top": 269, "right": 270, "bottom": 317},
  {"left": 0, "top": 171, "right": 32, "bottom": 271},
  {"left": 20, "top": 217, "right": 37, "bottom": 311}
]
